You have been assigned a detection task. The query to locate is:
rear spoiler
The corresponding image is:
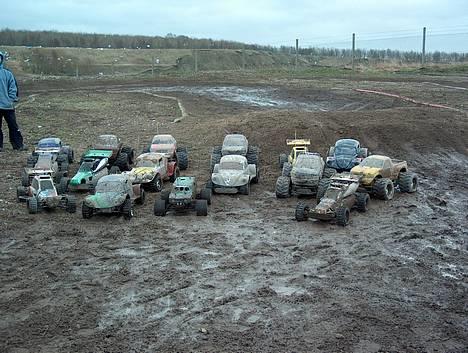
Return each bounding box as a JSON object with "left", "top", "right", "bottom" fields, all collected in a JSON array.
[{"left": 286, "top": 139, "right": 310, "bottom": 146}]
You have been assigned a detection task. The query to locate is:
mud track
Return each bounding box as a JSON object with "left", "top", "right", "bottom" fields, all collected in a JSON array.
[{"left": 1, "top": 74, "right": 467, "bottom": 353}]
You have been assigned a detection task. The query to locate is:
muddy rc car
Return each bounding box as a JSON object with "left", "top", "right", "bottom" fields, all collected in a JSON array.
[
  {"left": 207, "top": 155, "right": 258, "bottom": 195},
  {"left": 144, "top": 134, "right": 188, "bottom": 170},
  {"left": 27, "top": 137, "right": 74, "bottom": 168},
  {"left": 210, "top": 133, "right": 259, "bottom": 171},
  {"left": 278, "top": 138, "right": 311, "bottom": 170},
  {"left": 82, "top": 134, "right": 135, "bottom": 171},
  {"left": 351, "top": 155, "right": 418, "bottom": 200},
  {"left": 16, "top": 175, "right": 76, "bottom": 214},
  {"left": 154, "top": 176, "right": 211, "bottom": 216},
  {"left": 295, "top": 173, "right": 370, "bottom": 226},
  {"left": 276, "top": 152, "right": 334, "bottom": 198},
  {"left": 326, "top": 138, "right": 368, "bottom": 172},
  {"left": 123, "top": 152, "right": 179, "bottom": 192},
  {"left": 21, "top": 152, "right": 69, "bottom": 186},
  {"left": 81, "top": 174, "right": 145, "bottom": 220}
]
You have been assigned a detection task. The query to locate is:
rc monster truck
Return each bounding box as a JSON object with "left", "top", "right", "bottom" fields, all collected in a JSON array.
[
  {"left": 144, "top": 134, "right": 188, "bottom": 170},
  {"left": 21, "top": 152, "right": 69, "bottom": 186},
  {"left": 210, "top": 134, "right": 259, "bottom": 171},
  {"left": 278, "top": 138, "right": 311, "bottom": 170},
  {"left": 82, "top": 134, "right": 135, "bottom": 171},
  {"left": 62, "top": 156, "right": 120, "bottom": 192},
  {"left": 16, "top": 175, "right": 76, "bottom": 214},
  {"left": 27, "top": 137, "right": 74, "bottom": 168},
  {"left": 326, "top": 138, "right": 369, "bottom": 172},
  {"left": 154, "top": 176, "right": 211, "bottom": 216},
  {"left": 123, "top": 152, "right": 179, "bottom": 192},
  {"left": 295, "top": 173, "right": 370, "bottom": 226},
  {"left": 207, "top": 155, "right": 258, "bottom": 195},
  {"left": 81, "top": 174, "right": 145, "bottom": 220},
  {"left": 351, "top": 155, "right": 418, "bottom": 200},
  {"left": 276, "top": 152, "right": 334, "bottom": 198}
]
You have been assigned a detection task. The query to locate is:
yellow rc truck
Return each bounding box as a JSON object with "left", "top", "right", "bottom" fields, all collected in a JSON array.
[
  {"left": 351, "top": 155, "right": 418, "bottom": 200},
  {"left": 278, "top": 139, "right": 311, "bottom": 170}
]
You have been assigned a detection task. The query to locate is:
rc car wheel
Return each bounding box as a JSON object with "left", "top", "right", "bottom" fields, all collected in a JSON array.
[
  {"left": 89, "top": 184, "right": 96, "bottom": 195},
  {"left": 21, "top": 170, "right": 30, "bottom": 187},
  {"left": 279, "top": 153, "right": 288, "bottom": 170},
  {"left": 355, "top": 192, "right": 370, "bottom": 212},
  {"left": 122, "top": 198, "right": 134, "bottom": 220},
  {"left": 205, "top": 180, "right": 213, "bottom": 190},
  {"left": 398, "top": 172, "right": 418, "bottom": 193},
  {"left": 246, "top": 152, "right": 258, "bottom": 167},
  {"left": 109, "top": 166, "right": 121, "bottom": 174},
  {"left": 336, "top": 206, "right": 350, "bottom": 226},
  {"left": 149, "top": 174, "right": 163, "bottom": 192},
  {"left": 176, "top": 151, "right": 189, "bottom": 170},
  {"left": 295, "top": 202, "right": 310, "bottom": 221},
  {"left": 27, "top": 197, "right": 39, "bottom": 214},
  {"left": 200, "top": 188, "right": 212, "bottom": 205},
  {"left": 82, "top": 203, "right": 93, "bottom": 219},
  {"left": 66, "top": 195, "right": 77, "bottom": 213},
  {"left": 282, "top": 162, "right": 292, "bottom": 177},
  {"left": 170, "top": 167, "right": 180, "bottom": 183},
  {"left": 115, "top": 152, "right": 130, "bottom": 171},
  {"left": 212, "top": 146, "right": 222, "bottom": 154},
  {"left": 322, "top": 168, "right": 336, "bottom": 178},
  {"left": 160, "top": 191, "right": 170, "bottom": 202},
  {"left": 210, "top": 153, "right": 221, "bottom": 172},
  {"left": 358, "top": 148, "right": 368, "bottom": 158},
  {"left": 195, "top": 199, "right": 208, "bottom": 216},
  {"left": 275, "top": 176, "right": 291, "bottom": 198},
  {"left": 136, "top": 189, "right": 146, "bottom": 205},
  {"left": 26, "top": 155, "right": 36, "bottom": 167},
  {"left": 316, "top": 178, "right": 331, "bottom": 202},
  {"left": 154, "top": 199, "right": 167, "bottom": 216},
  {"left": 67, "top": 148, "right": 74, "bottom": 163},
  {"left": 373, "top": 178, "right": 395, "bottom": 200},
  {"left": 16, "top": 186, "right": 28, "bottom": 202},
  {"left": 121, "top": 146, "right": 135, "bottom": 165},
  {"left": 239, "top": 183, "right": 250, "bottom": 195},
  {"left": 57, "top": 177, "right": 70, "bottom": 194}
]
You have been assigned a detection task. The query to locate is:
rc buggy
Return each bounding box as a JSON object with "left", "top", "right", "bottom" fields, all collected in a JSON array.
[
  {"left": 210, "top": 134, "right": 259, "bottom": 171},
  {"left": 154, "top": 176, "right": 211, "bottom": 216},
  {"left": 278, "top": 138, "right": 311, "bottom": 170},
  {"left": 21, "top": 152, "right": 69, "bottom": 186},
  {"left": 295, "top": 173, "right": 370, "bottom": 226},
  {"left": 144, "top": 134, "right": 188, "bottom": 170},
  {"left": 326, "top": 138, "right": 368, "bottom": 172},
  {"left": 16, "top": 175, "right": 76, "bottom": 214},
  {"left": 81, "top": 174, "right": 145, "bottom": 220},
  {"left": 124, "top": 152, "right": 179, "bottom": 192},
  {"left": 27, "top": 137, "right": 74, "bottom": 168},
  {"left": 351, "top": 155, "right": 418, "bottom": 200},
  {"left": 208, "top": 155, "right": 258, "bottom": 195}
]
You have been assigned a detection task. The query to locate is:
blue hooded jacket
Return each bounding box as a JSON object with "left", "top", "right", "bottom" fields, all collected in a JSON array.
[{"left": 0, "top": 52, "right": 18, "bottom": 110}]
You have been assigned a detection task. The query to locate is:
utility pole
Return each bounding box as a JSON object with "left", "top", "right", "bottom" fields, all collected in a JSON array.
[
  {"left": 422, "top": 27, "right": 426, "bottom": 66},
  {"left": 295, "top": 38, "right": 299, "bottom": 68},
  {"left": 352, "top": 33, "right": 356, "bottom": 70}
]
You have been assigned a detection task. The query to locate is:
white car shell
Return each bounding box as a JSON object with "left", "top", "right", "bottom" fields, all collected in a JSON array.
[{"left": 211, "top": 155, "right": 257, "bottom": 193}]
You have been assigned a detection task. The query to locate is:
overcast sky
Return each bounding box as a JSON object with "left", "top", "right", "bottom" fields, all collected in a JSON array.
[{"left": 1, "top": 0, "right": 468, "bottom": 51}]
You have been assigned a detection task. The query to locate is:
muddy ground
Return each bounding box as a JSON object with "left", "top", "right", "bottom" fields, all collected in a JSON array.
[{"left": 1, "top": 73, "right": 467, "bottom": 353}]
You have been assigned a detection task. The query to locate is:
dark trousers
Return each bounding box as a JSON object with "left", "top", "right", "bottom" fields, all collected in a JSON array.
[{"left": 0, "top": 109, "right": 24, "bottom": 149}]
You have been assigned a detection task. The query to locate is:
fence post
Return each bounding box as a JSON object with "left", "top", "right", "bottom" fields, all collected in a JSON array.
[
  {"left": 352, "top": 33, "right": 356, "bottom": 70},
  {"left": 152, "top": 55, "right": 155, "bottom": 77},
  {"left": 422, "top": 27, "right": 426, "bottom": 66},
  {"left": 295, "top": 38, "right": 299, "bottom": 69}
]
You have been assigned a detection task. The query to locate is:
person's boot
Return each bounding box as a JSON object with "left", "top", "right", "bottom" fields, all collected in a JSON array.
[{"left": 14, "top": 145, "right": 28, "bottom": 151}]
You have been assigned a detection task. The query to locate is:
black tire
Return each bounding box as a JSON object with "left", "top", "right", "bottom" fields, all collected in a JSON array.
[
  {"left": 54, "top": 171, "right": 64, "bottom": 184},
  {"left": 212, "top": 146, "right": 222, "bottom": 154},
  {"left": 373, "top": 178, "right": 395, "bottom": 200},
  {"left": 121, "top": 146, "right": 135, "bottom": 165},
  {"left": 252, "top": 168, "right": 260, "bottom": 184},
  {"left": 27, "top": 197, "right": 39, "bottom": 214},
  {"left": 21, "top": 170, "right": 30, "bottom": 187},
  {"left": 200, "top": 188, "right": 212, "bottom": 205},
  {"left": 57, "top": 154, "right": 67, "bottom": 163},
  {"left": 66, "top": 195, "right": 77, "bottom": 213},
  {"left": 82, "top": 203, "right": 93, "bottom": 219},
  {"left": 26, "top": 155, "right": 36, "bottom": 167},
  {"left": 170, "top": 167, "right": 180, "bottom": 183},
  {"left": 89, "top": 184, "right": 96, "bottom": 195},
  {"left": 136, "top": 189, "right": 146, "bottom": 205},
  {"left": 205, "top": 180, "right": 213, "bottom": 189},
  {"left": 279, "top": 153, "right": 288, "bottom": 170},
  {"left": 154, "top": 199, "right": 167, "bottom": 216},
  {"left": 115, "top": 152, "right": 130, "bottom": 171},
  {"left": 316, "top": 178, "right": 331, "bottom": 202},
  {"left": 16, "top": 186, "right": 28, "bottom": 202},
  {"left": 160, "top": 191, "right": 170, "bottom": 202},
  {"left": 67, "top": 148, "right": 74, "bottom": 163},
  {"left": 239, "top": 183, "right": 250, "bottom": 195},
  {"left": 355, "top": 192, "right": 370, "bottom": 212},
  {"left": 58, "top": 177, "right": 70, "bottom": 194},
  {"left": 176, "top": 151, "right": 189, "bottom": 170},
  {"left": 246, "top": 152, "right": 258, "bottom": 167},
  {"left": 177, "top": 146, "right": 187, "bottom": 153},
  {"left": 142, "top": 145, "right": 150, "bottom": 154},
  {"left": 282, "top": 162, "right": 292, "bottom": 177},
  {"left": 60, "top": 160, "right": 69, "bottom": 173},
  {"left": 336, "top": 206, "right": 350, "bottom": 226},
  {"left": 148, "top": 174, "right": 163, "bottom": 192},
  {"left": 295, "top": 202, "right": 310, "bottom": 222},
  {"left": 275, "top": 176, "right": 291, "bottom": 198},
  {"left": 122, "top": 198, "right": 134, "bottom": 220},
  {"left": 195, "top": 199, "right": 208, "bottom": 216},
  {"left": 210, "top": 153, "right": 221, "bottom": 172},
  {"left": 247, "top": 145, "right": 258, "bottom": 155},
  {"left": 358, "top": 148, "right": 368, "bottom": 158},
  {"left": 398, "top": 172, "right": 418, "bottom": 193},
  {"left": 322, "top": 167, "right": 336, "bottom": 178},
  {"left": 109, "top": 166, "right": 121, "bottom": 174}
]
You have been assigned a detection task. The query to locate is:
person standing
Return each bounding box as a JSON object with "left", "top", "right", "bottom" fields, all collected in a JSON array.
[{"left": 0, "top": 51, "right": 26, "bottom": 152}]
